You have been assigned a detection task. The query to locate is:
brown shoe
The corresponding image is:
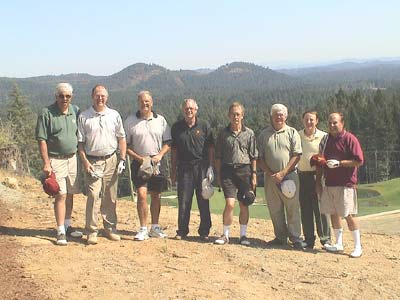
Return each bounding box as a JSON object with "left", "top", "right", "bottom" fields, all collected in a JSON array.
[
  {"left": 104, "top": 229, "right": 121, "bottom": 241},
  {"left": 87, "top": 232, "right": 98, "bottom": 245}
]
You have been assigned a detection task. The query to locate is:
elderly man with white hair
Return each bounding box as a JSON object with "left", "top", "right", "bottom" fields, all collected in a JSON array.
[
  {"left": 36, "top": 83, "right": 83, "bottom": 245},
  {"left": 257, "top": 104, "right": 306, "bottom": 249}
]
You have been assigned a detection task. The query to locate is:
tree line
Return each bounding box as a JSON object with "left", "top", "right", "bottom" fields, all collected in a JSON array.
[{"left": 1, "top": 83, "right": 399, "bottom": 186}]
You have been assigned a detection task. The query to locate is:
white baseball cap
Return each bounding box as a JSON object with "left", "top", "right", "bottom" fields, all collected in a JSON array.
[
  {"left": 280, "top": 179, "right": 296, "bottom": 198},
  {"left": 201, "top": 178, "right": 214, "bottom": 199}
]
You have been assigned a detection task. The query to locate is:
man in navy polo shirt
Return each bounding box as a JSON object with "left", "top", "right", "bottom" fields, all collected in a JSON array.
[{"left": 171, "top": 98, "right": 214, "bottom": 240}]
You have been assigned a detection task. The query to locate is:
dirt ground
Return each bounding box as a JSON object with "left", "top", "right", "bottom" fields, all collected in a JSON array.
[{"left": 0, "top": 172, "right": 399, "bottom": 300}]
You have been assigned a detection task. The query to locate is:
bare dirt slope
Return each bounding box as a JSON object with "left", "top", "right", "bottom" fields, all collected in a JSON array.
[{"left": 0, "top": 173, "right": 399, "bottom": 300}]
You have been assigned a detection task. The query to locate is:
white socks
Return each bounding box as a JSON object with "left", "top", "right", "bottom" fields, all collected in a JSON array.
[
  {"left": 57, "top": 225, "right": 66, "bottom": 235},
  {"left": 64, "top": 218, "right": 72, "bottom": 229},
  {"left": 151, "top": 224, "right": 159, "bottom": 230},
  {"left": 334, "top": 228, "right": 343, "bottom": 245},
  {"left": 240, "top": 224, "right": 247, "bottom": 237},
  {"left": 351, "top": 229, "right": 361, "bottom": 249},
  {"left": 223, "top": 225, "right": 230, "bottom": 238},
  {"left": 141, "top": 226, "right": 148, "bottom": 232}
]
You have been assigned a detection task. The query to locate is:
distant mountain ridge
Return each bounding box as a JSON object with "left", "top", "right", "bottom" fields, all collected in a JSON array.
[{"left": 1, "top": 60, "right": 400, "bottom": 112}]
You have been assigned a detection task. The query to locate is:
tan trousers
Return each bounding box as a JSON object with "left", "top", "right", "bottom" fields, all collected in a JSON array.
[
  {"left": 85, "top": 153, "right": 118, "bottom": 233},
  {"left": 264, "top": 173, "right": 302, "bottom": 243}
]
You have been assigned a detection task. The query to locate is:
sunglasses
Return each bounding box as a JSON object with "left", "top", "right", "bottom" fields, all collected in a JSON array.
[{"left": 58, "top": 94, "right": 72, "bottom": 99}]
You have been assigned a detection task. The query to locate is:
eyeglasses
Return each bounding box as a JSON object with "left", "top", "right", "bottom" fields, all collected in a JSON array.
[{"left": 58, "top": 94, "right": 72, "bottom": 99}]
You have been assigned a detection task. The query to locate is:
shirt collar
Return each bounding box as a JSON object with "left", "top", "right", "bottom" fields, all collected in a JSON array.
[
  {"left": 136, "top": 110, "right": 158, "bottom": 119},
  {"left": 90, "top": 105, "right": 109, "bottom": 116},
  {"left": 225, "top": 124, "right": 247, "bottom": 133}
]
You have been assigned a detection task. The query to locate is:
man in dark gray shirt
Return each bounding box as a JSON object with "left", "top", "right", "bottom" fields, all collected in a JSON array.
[{"left": 214, "top": 102, "right": 258, "bottom": 246}]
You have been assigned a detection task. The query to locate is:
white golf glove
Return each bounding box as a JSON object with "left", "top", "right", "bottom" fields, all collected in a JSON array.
[
  {"left": 326, "top": 159, "right": 340, "bottom": 168},
  {"left": 206, "top": 166, "right": 214, "bottom": 182},
  {"left": 117, "top": 160, "right": 126, "bottom": 174}
]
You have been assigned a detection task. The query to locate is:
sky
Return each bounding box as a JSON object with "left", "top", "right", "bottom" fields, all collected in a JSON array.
[{"left": 1, "top": 0, "right": 399, "bottom": 77}]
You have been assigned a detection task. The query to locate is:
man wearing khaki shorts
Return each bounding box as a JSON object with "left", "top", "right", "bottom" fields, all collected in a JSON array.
[
  {"left": 36, "top": 83, "right": 82, "bottom": 246},
  {"left": 316, "top": 112, "right": 364, "bottom": 258}
]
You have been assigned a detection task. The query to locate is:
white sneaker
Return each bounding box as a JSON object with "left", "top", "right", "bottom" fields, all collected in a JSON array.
[
  {"left": 56, "top": 233, "right": 68, "bottom": 246},
  {"left": 350, "top": 247, "right": 362, "bottom": 258},
  {"left": 214, "top": 235, "right": 229, "bottom": 245},
  {"left": 134, "top": 228, "right": 149, "bottom": 241},
  {"left": 149, "top": 226, "right": 167, "bottom": 238},
  {"left": 325, "top": 243, "right": 344, "bottom": 252}
]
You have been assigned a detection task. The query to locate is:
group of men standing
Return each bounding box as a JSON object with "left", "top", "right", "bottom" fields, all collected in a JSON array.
[{"left": 36, "top": 82, "right": 364, "bottom": 258}]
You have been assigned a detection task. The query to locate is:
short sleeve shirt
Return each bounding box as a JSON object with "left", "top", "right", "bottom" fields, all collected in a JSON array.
[
  {"left": 35, "top": 103, "right": 79, "bottom": 156},
  {"left": 78, "top": 106, "right": 126, "bottom": 156},
  {"left": 215, "top": 125, "right": 258, "bottom": 165},
  {"left": 322, "top": 130, "right": 364, "bottom": 187},
  {"left": 124, "top": 112, "right": 172, "bottom": 156},
  {"left": 171, "top": 118, "right": 214, "bottom": 163},
  {"left": 258, "top": 124, "right": 302, "bottom": 173},
  {"left": 298, "top": 128, "right": 327, "bottom": 172}
]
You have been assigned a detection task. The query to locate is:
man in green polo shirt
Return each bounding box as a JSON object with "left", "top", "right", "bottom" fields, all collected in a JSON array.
[
  {"left": 257, "top": 103, "right": 306, "bottom": 250},
  {"left": 35, "top": 83, "right": 82, "bottom": 246}
]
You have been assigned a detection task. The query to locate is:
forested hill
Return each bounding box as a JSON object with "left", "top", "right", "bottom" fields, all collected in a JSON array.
[
  {"left": 1, "top": 61, "right": 400, "bottom": 181},
  {"left": 279, "top": 60, "right": 400, "bottom": 88}
]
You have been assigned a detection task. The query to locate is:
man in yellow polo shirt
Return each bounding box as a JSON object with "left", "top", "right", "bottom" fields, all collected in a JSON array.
[{"left": 298, "top": 110, "right": 331, "bottom": 249}]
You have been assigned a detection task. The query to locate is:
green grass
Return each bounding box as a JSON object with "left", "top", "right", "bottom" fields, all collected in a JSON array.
[
  {"left": 357, "top": 178, "right": 400, "bottom": 216},
  {"left": 120, "top": 177, "right": 400, "bottom": 219}
]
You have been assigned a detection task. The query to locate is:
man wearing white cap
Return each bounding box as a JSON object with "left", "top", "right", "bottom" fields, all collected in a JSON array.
[{"left": 257, "top": 104, "right": 305, "bottom": 249}]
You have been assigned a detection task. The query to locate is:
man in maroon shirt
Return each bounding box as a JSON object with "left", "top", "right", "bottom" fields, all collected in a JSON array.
[{"left": 316, "top": 112, "right": 364, "bottom": 258}]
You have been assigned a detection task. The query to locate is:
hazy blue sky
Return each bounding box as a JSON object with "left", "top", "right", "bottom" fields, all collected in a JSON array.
[{"left": 1, "top": 0, "right": 399, "bottom": 77}]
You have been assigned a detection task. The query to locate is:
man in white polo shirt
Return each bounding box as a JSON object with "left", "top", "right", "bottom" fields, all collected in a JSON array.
[
  {"left": 78, "top": 85, "right": 126, "bottom": 245},
  {"left": 124, "top": 90, "right": 171, "bottom": 241}
]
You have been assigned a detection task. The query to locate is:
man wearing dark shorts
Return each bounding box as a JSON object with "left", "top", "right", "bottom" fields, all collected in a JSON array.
[
  {"left": 124, "top": 90, "right": 171, "bottom": 241},
  {"left": 214, "top": 102, "right": 258, "bottom": 246}
]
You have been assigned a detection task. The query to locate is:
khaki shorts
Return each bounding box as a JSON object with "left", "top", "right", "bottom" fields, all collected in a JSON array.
[
  {"left": 50, "top": 154, "right": 80, "bottom": 195},
  {"left": 320, "top": 186, "right": 358, "bottom": 217}
]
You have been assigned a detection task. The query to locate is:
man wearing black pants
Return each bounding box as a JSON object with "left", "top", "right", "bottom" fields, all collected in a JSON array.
[
  {"left": 298, "top": 111, "right": 331, "bottom": 248},
  {"left": 171, "top": 98, "right": 214, "bottom": 240}
]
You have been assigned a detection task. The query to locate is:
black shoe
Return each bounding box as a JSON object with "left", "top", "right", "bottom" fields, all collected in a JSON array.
[
  {"left": 292, "top": 241, "right": 306, "bottom": 250},
  {"left": 266, "top": 238, "right": 286, "bottom": 247},
  {"left": 200, "top": 235, "right": 210, "bottom": 242},
  {"left": 66, "top": 226, "right": 83, "bottom": 238},
  {"left": 304, "top": 240, "right": 315, "bottom": 249}
]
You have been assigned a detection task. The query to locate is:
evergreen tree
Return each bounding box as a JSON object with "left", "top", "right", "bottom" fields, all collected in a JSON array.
[{"left": 6, "top": 84, "right": 38, "bottom": 174}]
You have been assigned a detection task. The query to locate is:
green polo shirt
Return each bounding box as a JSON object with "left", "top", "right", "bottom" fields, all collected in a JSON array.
[
  {"left": 35, "top": 103, "right": 79, "bottom": 156},
  {"left": 257, "top": 124, "right": 302, "bottom": 173}
]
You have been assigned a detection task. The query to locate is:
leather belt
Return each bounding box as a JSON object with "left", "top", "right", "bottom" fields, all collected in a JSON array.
[
  {"left": 86, "top": 151, "right": 116, "bottom": 160},
  {"left": 49, "top": 153, "right": 75, "bottom": 159},
  {"left": 298, "top": 170, "right": 316, "bottom": 175}
]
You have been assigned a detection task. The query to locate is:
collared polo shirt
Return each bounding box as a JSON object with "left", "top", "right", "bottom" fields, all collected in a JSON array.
[
  {"left": 78, "top": 106, "right": 125, "bottom": 156},
  {"left": 298, "top": 128, "right": 327, "bottom": 172},
  {"left": 171, "top": 117, "right": 214, "bottom": 163},
  {"left": 35, "top": 102, "right": 79, "bottom": 156},
  {"left": 258, "top": 124, "right": 302, "bottom": 173},
  {"left": 322, "top": 130, "right": 364, "bottom": 187},
  {"left": 215, "top": 125, "right": 258, "bottom": 165},
  {"left": 124, "top": 111, "right": 171, "bottom": 156}
]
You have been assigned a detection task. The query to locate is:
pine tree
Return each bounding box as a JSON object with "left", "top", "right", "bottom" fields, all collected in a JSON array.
[{"left": 6, "top": 84, "right": 38, "bottom": 174}]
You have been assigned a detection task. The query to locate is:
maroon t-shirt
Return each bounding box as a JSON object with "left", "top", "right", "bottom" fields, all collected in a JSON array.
[{"left": 322, "top": 130, "right": 364, "bottom": 187}]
